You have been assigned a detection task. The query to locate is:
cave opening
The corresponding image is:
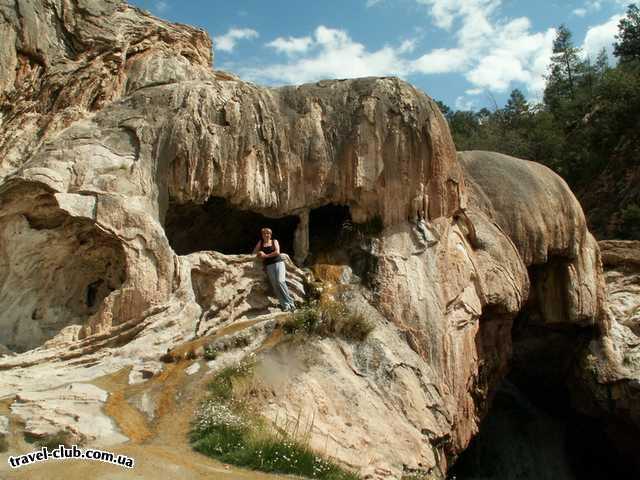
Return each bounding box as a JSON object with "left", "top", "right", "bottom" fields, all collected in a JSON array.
[
  {"left": 308, "top": 204, "right": 353, "bottom": 261},
  {"left": 449, "top": 377, "right": 636, "bottom": 480},
  {"left": 449, "top": 305, "right": 639, "bottom": 479},
  {"left": 307, "top": 204, "right": 382, "bottom": 287},
  {"left": 164, "top": 197, "right": 299, "bottom": 257},
  {"left": 0, "top": 213, "right": 126, "bottom": 354}
]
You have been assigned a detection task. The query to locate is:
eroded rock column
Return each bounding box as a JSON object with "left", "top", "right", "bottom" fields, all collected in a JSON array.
[{"left": 293, "top": 209, "right": 309, "bottom": 265}]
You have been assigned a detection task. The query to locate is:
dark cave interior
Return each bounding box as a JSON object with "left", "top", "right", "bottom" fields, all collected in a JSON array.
[
  {"left": 450, "top": 304, "right": 639, "bottom": 480},
  {"left": 164, "top": 197, "right": 299, "bottom": 257}
]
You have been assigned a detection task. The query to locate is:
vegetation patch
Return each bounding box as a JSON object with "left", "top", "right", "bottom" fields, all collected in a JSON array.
[
  {"left": 619, "top": 203, "right": 640, "bottom": 239},
  {"left": 283, "top": 299, "right": 374, "bottom": 341},
  {"left": 28, "top": 430, "right": 76, "bottom": 450},
  {"left": 191, "top": 361, "right": 359, "bottom": 480},
  {"left": 203, "top": 344, "right": 218, "bottom": 361}
]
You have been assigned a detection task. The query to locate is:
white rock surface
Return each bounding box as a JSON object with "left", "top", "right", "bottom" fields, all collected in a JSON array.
[{"left": 11, "top": 383, "right": 127, "bottom": 445}]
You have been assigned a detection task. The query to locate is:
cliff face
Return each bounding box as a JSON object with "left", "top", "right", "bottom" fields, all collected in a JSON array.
[
  {"left": 568, "top": 241, "right": 640, "bottom": 471},
  {"left": 0, "top": 2, "right": 620, "bottom": 479}
]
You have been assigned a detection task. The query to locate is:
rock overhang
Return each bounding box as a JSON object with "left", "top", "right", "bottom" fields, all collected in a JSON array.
[{"left": 142, "top": 75, "right": 466, "bottom": 227}]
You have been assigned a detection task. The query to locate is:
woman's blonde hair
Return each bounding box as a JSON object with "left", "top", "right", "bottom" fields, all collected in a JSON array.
[{"left": 260, "top": 227, "right": 272, "bottom": 236}]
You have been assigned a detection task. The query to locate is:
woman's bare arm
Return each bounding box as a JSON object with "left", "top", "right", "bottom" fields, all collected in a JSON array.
[{"left": 253, "top": 241, "right": 262, "bottom": 255}]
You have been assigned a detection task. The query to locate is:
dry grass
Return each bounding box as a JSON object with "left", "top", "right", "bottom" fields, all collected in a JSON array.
[
  {"left": 32, "top": 430, "right": 76, "bottom": 450},
  {"left": 283, "top": 299, "right": 374, "bottom": 341}
]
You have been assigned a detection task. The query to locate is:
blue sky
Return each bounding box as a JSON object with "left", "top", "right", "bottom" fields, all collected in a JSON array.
[{"left": 128, "top": 0, "right": 632, "bottom": 110}]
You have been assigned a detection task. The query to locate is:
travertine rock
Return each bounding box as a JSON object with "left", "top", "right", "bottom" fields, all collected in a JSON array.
[
  {"left": 571, "top": 241, "right": 640, "bottom": 461},
  {"left": 459, "top": 151, "right": 605, "bottom": 327},
  {"left": 0, "top": 2, "right": 611, "bottom": 479},
  {"left": 11, "top": 383, "right": 127, "bottom": 445},
  {"left": 0, "top": 0, "right": 212, "bottom": 177}
]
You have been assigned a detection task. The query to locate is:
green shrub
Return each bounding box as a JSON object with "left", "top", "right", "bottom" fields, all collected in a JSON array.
[
  {"left": 206, "top": 361, "right": 254, "bottom": 401},
  {"left": 192, "top": 428, "right": 357, "bottom": 480},
  {"left": 283, "top": 300, "right": 374, "bottom": 341},
  {"left": 34, "top": 430, "right": 75, "bottom": 450},
  {"left": 619, "top": 203, "right": 640, "bottom": 239},
  {"left": 283, "top": 305, "right": 321, "bottom": 334},
  {"left": 338, "top": 310, "right": 374, "bottom": 341},
  {"left": 203, "top": 345, "right": 218, "bottom": 361}
]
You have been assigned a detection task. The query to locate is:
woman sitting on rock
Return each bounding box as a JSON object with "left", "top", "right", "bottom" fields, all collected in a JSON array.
[{"left": 254, "top": 227, "right": 296, "bottom": 312}]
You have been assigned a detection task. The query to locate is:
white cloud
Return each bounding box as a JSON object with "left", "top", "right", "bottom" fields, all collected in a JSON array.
[
  {"left": 366, "top": 0, "right": 384, "bottom": 7},
  {"left": 582, "top": 14, "right": 623, "bottom": 61},
  {"left": 417, "top": 0, "right": 564, "bottom": 104},
  {"left": 455, "top": 95, "right": 477, "bottom": 110},
  {"left": 572, "top": 0, "right": 626, "bottom": 17},
  {"left": 411, "top": 2, "right": 556, "bottom": 96},
  {"left": 467, "top": 55, "right": 529, "bottom": 92},
  {"left": 154, "top": 0, "right": 169, "bottom": 12},
  {"left": 243, "top": 7, "right": 553, "bottom": 99},
  {"left": 589, "top": 0, "right": 603, "bottom": 11},
  {"left": 464, "top": 18, "right": 555, "bottom": 94},
  {"left": 267, "top": 36, "right": 313, "bottom": 56},
  {"left": 412, "top": 48, "right": 469, "bottom": 73},
  {"left": 243, "top": 26, "right": 413, "bottom": 84},
  {"left": 214, "top": 28, "right": 259, "bottom": 53},
  {"left": 230, "top": 0, "right": 612, "bottom": 106},
  {"left": 399, "top": 39, "right": 417, "bottom": 54},
  {"left": 416, "top": 0, "right": 501, "bottom": 31}
]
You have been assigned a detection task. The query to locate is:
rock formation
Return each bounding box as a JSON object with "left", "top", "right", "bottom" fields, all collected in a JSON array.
[
  {"left": 568, "top": 240, "right": 640, "bottom": 471},
  {"left": 0, "top": 2, "right": 635, "bottom": 479}
]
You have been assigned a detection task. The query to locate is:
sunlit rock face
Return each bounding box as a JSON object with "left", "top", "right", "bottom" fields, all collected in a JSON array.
[
  {"left": 0, "top": 0, "right": 465, "bottom": 353},
  {"left": 567, "top": 240, "right": 640, "bottom": 473},
  {"left": 0, "top": 2, "right": 614, "bottom": 479}
]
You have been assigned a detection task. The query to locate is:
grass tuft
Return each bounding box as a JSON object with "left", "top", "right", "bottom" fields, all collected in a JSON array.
[
  {"left": 206, "top": 362, "right": 251, "bottom": 401},
  {"left": 33, "top": 430, "right": 76, "bottom": 450},
  {"left": 203, "top": 344, "right": 218, "bottom": 361},
  {"left": 191, "top": 360, "right": 359, "bottom": 480},
  {"left": 283, "top": 299, "right": 373, "bottom": 341}
]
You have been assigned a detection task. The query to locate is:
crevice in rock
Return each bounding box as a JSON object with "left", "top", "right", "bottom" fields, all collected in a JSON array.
[
  {"left": 505, "top": 306, "right": 640, "bottom": 476},
  {"left": 164, "top": 196, "right": 299, "bottom": 257}
]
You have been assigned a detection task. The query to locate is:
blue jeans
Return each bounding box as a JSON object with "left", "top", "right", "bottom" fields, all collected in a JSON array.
[{"left": 266, "top": 261, "right": 295, "bottom": 309}]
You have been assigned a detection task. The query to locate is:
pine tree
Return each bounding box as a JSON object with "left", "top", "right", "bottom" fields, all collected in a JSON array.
[
  {"left": 505, "top": 89, "right": 529, "bottom": 117},
  {"left": 594, "top": 48, "right": 610, "bottom": 77},
  {"left": 434, "top": 100, "right": 452, "bottom": 121},
  {"left": 544, "top": 24, "right": 585, "bottom": 114},
  {"left": 614, "top": 4, "right": 640, "bottom": 65}
]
